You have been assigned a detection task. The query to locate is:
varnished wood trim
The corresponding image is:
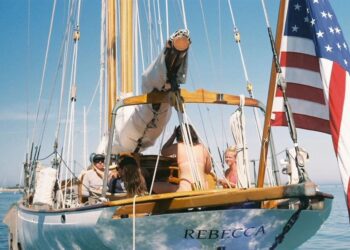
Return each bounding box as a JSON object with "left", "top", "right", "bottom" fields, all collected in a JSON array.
[
  {"left": 112, "top": 182, "right": 331, "bottom": 217},
  {"left": 117, "top": 89, "right": 263, "bottom": 109}
]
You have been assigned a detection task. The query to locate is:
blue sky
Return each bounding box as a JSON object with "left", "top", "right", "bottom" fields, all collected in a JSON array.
[{"left": 0, "top": 0, "right": 349, "bottom": 186}]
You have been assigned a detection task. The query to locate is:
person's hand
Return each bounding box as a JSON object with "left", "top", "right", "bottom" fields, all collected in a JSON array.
[{"left": 109, "top": 170, "right": 119, "bottom": 179}]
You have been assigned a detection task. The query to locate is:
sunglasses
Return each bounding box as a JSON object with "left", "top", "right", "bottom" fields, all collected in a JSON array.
[{"left": 93, "top": 159, "right": 105, "bottom": 163}]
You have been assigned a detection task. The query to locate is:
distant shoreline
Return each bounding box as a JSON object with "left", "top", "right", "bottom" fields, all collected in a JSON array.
[{"left": 0, "top": 188, "right": 22, "bottom": 193}]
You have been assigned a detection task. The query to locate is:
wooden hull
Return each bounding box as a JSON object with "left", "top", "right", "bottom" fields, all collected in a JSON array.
[{"left": 8, "top": 198, "right": 332, "bottom": 250}]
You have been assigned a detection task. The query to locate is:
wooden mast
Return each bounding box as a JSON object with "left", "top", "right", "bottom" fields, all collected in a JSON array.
[
  {"left": 120, "top": 0, "right": 133, "bottom": 94},
  {"left": 257, "top": 0, "right": 286, "bottom": 187},
  {"left": 107, "top": 0, "right": 117, "bottom": 128}
]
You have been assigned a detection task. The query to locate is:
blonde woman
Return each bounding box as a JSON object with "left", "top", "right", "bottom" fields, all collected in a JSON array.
[{"left": 220, "top": 146, "right": 238, "bottom": 188}]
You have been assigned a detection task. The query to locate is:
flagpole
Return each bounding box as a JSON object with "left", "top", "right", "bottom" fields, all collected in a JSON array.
[{"left": 256, "top": 0, "right": 286, "bottom": 188}]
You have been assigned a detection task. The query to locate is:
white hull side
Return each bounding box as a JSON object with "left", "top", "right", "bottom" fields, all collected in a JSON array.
[{"left": 13, "top": 199, "right": 332, "bottom": 250}]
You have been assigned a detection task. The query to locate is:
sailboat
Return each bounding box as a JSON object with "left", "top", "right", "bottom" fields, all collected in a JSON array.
[{"left": 4, "top": 0, "right": 349, "bottom": 249}]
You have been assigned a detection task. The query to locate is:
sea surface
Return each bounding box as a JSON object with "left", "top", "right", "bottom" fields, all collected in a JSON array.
[{"left": 0, "top": 185, "right": 349, "bottom": 250}]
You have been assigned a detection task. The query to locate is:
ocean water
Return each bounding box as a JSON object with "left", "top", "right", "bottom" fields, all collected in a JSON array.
[{"left": 0, "top": 185, "right": 349, "bottom": 250}]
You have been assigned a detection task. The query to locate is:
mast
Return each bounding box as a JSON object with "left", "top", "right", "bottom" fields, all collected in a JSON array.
[
  {"left": 256, "top": 0, "right": 286, "bottom": 187},
  {"left": 107, "top": 0, "right": 117, "bottom": 128},
  {"left": 120, "top": 0, "right": 133, "bottom": 95}
]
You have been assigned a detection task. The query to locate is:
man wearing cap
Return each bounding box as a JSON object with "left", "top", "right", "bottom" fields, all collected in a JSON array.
[{"left": 81, "top": 153, "right": 106, "bottom": 198}]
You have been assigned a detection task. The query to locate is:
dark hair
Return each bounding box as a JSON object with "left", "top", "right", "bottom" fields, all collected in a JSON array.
[
  {"left": 119, "top": 156, "right": 147, "bottom": 197},
  {"left": 175, "top": 124, "right": 199, "bottom": 144}
]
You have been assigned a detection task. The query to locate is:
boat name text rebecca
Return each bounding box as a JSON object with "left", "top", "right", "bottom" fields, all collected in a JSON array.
[{"left": 184, "top": 226, "right": 265, "bottom": 239}]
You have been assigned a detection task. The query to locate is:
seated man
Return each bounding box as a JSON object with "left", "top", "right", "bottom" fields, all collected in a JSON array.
[
  {"left": 159, "top": 124, "right": 212, "bottom": 192},
  {"left": 81, "top": 153, "right": 106, "bottom": 198}
]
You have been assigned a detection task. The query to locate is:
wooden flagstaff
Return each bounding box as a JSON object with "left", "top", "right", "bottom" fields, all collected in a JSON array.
[
  {"left": 107, "top": 0, "right": 117, "bottom": 128},
  {"left": 257, "top": 0, "right": 286, "bottom": 187}
]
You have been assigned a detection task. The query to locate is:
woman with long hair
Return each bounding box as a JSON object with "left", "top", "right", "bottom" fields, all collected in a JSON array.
[{"left": 118, "top": 155, "right": 147, "bottom": 197}]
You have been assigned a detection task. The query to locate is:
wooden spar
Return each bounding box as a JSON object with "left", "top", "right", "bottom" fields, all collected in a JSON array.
[
  {"left": 117, "top": 89, "right": 263, "bottom": 109},
  {"left": 120, "top": 0, "right": 133, "bottom": 94},
  {"left": 257, "top": 0, "right": 286, "bottom": 187},
  {"left": 107, "top": 0, "right": 117, "bottom": 128}
]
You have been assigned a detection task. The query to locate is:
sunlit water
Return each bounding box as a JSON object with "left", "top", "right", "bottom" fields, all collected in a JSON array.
[{"left": 0, "top": 185, "right": 349, "bottom": 249}]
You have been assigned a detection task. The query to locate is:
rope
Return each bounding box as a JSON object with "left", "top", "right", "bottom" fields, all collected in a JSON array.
[
  {"left": 132, "top": 195, "right": 138, "bottom": 250},
  {"left": 149, "top": 126, "right": 167, "bottom": 195},
  {"left": 185, "top": 116, "right": 226, "bottom": 180},
  {"left": 165, "top": 0, "right": 169, "bottom": 39},
  {"left": 136, "top": 2, "right": 145, "bottom": 72},
  {"left": 174, "top": 94, "right": 203, "bottom": 190},
  {"left": 180, "top": 0, "right": 188, "bottom": 30},
  {"left": 156, "top": 0, "right": 164, "bottom": 49},
  {"left": 31, "top": 0, "right": 57, "bottom": 146},
  {"left": 199, "top": 0, "right": 216, "bottom": 79},
  {"left": 99, "top": 0, "right": 107, "bottom": 137},
  {"left": 147, "top": 0, "right": 153, "bottom": 60},
  {"left": 55, "top": 0, "right": 78, "bottom": 146}
]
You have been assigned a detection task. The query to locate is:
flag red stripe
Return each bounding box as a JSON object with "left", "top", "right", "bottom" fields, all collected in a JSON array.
[
  {"left": 328, "top": 63, "right": 346, "bottom": 154},
  {"left": 275, "top": 83, "right": 326, "bottom": 104},
  {"left": 280, "top": 52, "right": 320, "bottom": 72},
  {"left": 272, "top": 112, "right": 330, "bottom": 134}
]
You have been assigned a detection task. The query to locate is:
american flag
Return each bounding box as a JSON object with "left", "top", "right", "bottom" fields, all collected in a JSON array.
[{"left": 271, "top": 0, "right": 350, "bottom": 218}]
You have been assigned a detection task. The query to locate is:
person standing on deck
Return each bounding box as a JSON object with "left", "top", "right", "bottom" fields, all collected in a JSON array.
[{"left": 161, "top": 124, "right": 212, "bottom": 192}]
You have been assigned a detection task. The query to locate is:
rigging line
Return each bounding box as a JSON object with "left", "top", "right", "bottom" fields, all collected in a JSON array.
[
  {"left": 147, "top": 0, "right": 153, "bottom": 60},
  {"left": 227, "top": 0, "right": 264, "bottom": 150},
  {"left": 55, "top": 0, "right": 76, "bottom": 143},
  {"left": 174, "top": 96, "right": 201, "bottom": 189},
  {"left": 227, "top": 0, "right": 249, "bottom": 85},
  {"left": 31, "top": 0, "right": 57, "bottom": 146},
  {"left": 179, "top": 101, "right": 204, "bottom": 189},
  {"left": 39, "top": 11, "right": 76, "bottom": 149},
  {"left": 99, "top": 0, "right": 107, "bottom": 138},
  {"left": 185, "top": 115, "right": 222, "bottom": 177},
  {"left": 156, "top": 0, "right": 164, "bottom": 48},
  {"left": 186, "top": 67, "right": 218, "bottom": 174},
  {"left": 199, "top": 0, "right": 216, "bottom": 79},
  {"left": 132, "top": 195, "right": 138, "bottom": 250},
  {"left": 218, "top": 0, "right": 223, "bottom": 83},
  {"left": 39, "top": 14, "right": 75, "bottom": 150},
  {"left": 149, "top": 125, "right": 167, "bottom": 195},
  {"left": 151, "top": 0, "right": 160, "bottom": 54},
  {"left": 26, "top": 0, "right": 31, "bottom": 154},
  {"left": 136, "top": 2, "right": 145, "bottom": 72},
  {"left": 180, "top": 0, "right": 188, "bottom": 30},
  {"left": 83, "top": 107, "right": 87, "bottom": 169},
  {"left": 62, "top": 0, "right": 81, "bottom": 193},
  {"left": 165, "top": 0, "right": 169, "bottom": 39},
  {"left": 186, "top": 53, "right": 216, "bottom": 163},
  {"left": 86, "top": 78, "right": 101, "bottom": 115}
]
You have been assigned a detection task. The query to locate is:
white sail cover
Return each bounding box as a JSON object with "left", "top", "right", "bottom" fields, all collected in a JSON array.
[
  {"left": 113, "top": 31, "right": 189, "bottom": 153},
  {"left": 229, "top": 101, "right": 251, "bottom": 188},
  {"left": 271, "top": 0, "right": 350, "bottom": 218},
  {"left": 33, "top": 164, "right": 57, "bottom": 207}
]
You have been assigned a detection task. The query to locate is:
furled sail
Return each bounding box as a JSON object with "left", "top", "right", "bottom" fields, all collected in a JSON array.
[
  {"left": 113, "top": 30, "right": 190, "bottom": 153},
  {"left": 271, "top": 0, "right": 350, "bottom": 218}
]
